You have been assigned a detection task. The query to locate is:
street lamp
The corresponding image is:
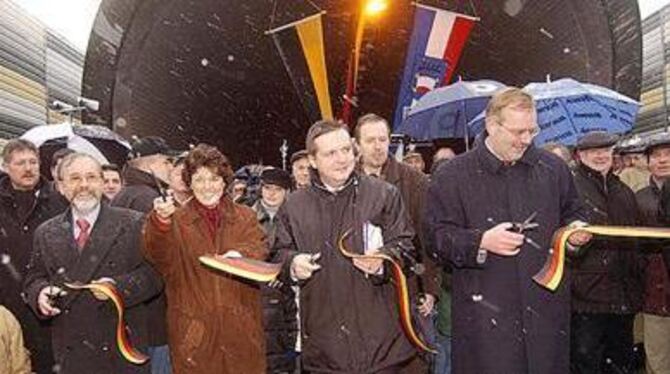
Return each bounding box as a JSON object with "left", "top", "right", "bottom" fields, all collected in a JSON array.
[{"left": 342, "top": 0, "right": 388, "bottom": 124}]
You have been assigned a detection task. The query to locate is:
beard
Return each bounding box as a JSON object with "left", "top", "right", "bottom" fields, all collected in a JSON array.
[{"left": 72, "top": 195, "right": 100, "bottom": 214}]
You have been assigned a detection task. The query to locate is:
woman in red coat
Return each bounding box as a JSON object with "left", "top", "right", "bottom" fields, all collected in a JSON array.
[{"left": 143, "top": 144, "right": 267, "bottom": 373}]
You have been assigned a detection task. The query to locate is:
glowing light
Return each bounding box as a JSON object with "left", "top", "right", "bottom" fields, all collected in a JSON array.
[{"left": 364, "top": 0, "right": 388, "bottom": 16}]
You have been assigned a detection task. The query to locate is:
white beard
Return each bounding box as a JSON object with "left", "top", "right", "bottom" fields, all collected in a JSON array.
[{"left": 72, "top": 196, "right": 100, "bottom": 214}]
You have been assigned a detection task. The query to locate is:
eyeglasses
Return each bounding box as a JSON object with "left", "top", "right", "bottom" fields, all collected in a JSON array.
[{"left": 497, "top": 121, "right": 540, "bottom": 139}]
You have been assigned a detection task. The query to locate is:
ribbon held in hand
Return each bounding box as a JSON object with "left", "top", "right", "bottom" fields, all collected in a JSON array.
[
  {"left": 64, "top": 282, "right": 149, "bottom": 365},
  {"left": 199, "top": 253, "right": 283, "bottom": 282},
  {"left": 338, "top": 229, "right": 437, "bottom": 354},
  {"left": 534, "top": 225, "right": 670, "bottom": 291}
]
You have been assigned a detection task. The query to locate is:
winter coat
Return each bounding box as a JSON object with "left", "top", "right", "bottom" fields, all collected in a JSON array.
[
  {"left": 252, "top": 200, "right": 298, "bottom": 373},
  {"left": 0, "top": 305, "right": 31, "bottom": 374},
  {"left": 143, "top": 198, "right": 268, "bottom": 374},
  {"left": 0, "top": 175, "right": 67, "bottom": 373},
  {"left": 273, "top": 171, "right": 417, "bottom": 373},
  {"left": 380, "top": 157, "right": 440, "bottom": 297},
  {"left": 425, "top": 143, "right": 584, "bottom": 374},
  {"left": 23, "top": 205, "right": 162, "bottom": 374},
  {"left": 571, "top": 164, "right": 645, "bottom": 314},
  {"left": 637, "top": 179, "right": 670, "bottom": 316},
  {"left": 111, "top": 165, "right": 169, "bottom": 346}
]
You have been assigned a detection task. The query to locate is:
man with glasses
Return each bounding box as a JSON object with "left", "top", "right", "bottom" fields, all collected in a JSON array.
[
  {"left": 0, "top": 139, "right": 67, "bottom": 373},
  {"left": 24, "top": 153, "right": 162, "bottom": 373},
  {"left": 425, "top": 88, "right": 590, "bottom": 374}
]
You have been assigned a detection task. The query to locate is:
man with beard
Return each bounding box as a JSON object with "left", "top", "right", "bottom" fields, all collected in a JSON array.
[
  {"left": 274, "top": 119, "right": 418, "bottom": 372},
  {"left": 425, "top": 88, "right": 591, "bottom": 374},
  {"left": 23, "top": 153, "right": 162, "bottom": 373},
  {"left": 0, "top": 139, "right": 67, "bottom": 373}
]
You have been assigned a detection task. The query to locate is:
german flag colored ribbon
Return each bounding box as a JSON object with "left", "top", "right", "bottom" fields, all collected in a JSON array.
[
  {"left": 64, "top": 282, "right": 149, "bottom": 365},
  {"left": 198, "top": 255, "right": 282, "bottom": 282},
  {"left": 534, "top": 225, "right": 670, "bottom": 291},
  {"left": 338, "top": 229, "right": 437, "bottom": 354}
]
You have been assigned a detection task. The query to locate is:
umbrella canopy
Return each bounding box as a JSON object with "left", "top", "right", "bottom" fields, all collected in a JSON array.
[
  {"left": 394, "top": 79, "right": 506, "bottom": 140},
  {"left": 523, "top": 78, "right": 640, "bottom": 146},
  {"left": 21, "top": 123, "right": 131, "bottom": 176}
]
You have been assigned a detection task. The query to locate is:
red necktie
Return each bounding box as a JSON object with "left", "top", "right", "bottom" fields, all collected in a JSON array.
[{"left": 76, "top": 219, "right": 90, "bottom": 250}]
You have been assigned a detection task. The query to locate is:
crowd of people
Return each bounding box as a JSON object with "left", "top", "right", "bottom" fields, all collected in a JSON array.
[{"left": 1, "top": 87, "right": 670, "bottom": 374}]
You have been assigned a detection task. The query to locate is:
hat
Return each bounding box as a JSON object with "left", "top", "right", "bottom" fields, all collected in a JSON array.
[
  {"left": 645, "top": 134, "right": 670, "bottom": 155},
  {"left": 130, "top": 136, "right": 178, "bottom": 158},
  {"left": 290, "top": 149, "right": 308, "bottom": 164},
  {"left": 403, "top": 151, "right": 424, "bottom": 162},
  {"left": 575, "top": 132, "right": 619, "bottom": 151},
  {"left": 260, "top": 168, "right": 292, "bottom": 190}
]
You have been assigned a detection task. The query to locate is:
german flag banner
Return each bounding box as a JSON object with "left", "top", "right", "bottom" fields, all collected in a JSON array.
[
  {"left": 267, "top": 12, "right": 333, "bottom": 122},
  {"left": 535, "top": 225, "right": 670, "bottom": 291}
]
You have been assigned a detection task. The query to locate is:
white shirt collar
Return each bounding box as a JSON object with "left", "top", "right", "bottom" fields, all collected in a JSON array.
[{"left": 72, "top": 202, "right": 102, "bottom": 236}]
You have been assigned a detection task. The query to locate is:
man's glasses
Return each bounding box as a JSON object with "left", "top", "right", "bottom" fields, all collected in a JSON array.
[{"left": 497, "top": 121, "right": 540, "bottom": 139}]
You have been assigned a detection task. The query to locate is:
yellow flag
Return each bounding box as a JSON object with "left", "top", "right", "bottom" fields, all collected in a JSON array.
[{"left": 295, "top": 15, "right": 333, "bottom": 120}]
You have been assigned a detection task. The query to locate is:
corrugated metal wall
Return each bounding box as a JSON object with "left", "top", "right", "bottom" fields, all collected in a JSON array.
[
  {"left": 638, "top": 8, "right": 670, "bottom": 133},
  {"left": 0, "top": 0, "right": 84, "bottom": 138}
]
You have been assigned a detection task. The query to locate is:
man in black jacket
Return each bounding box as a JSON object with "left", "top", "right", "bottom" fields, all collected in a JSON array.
[
  {"left": 571, "top": 131, "right": 644, "bottom": 374},
  {"left": 0, "top": 139, "right": 68, "bottom": 373},
  {"left": 274, "top": 120, "right": 418, "bottom": 372},
  {"left": 111, "top": 136, "right": 175, "bottom": 373},
  {"left": 24, "top": 153, "right": 162, "bottom": 373}
]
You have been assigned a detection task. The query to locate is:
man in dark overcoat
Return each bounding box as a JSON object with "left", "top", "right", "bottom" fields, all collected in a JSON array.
[
  {"left": 425, "top": 88, "right": 591, "bottom": 374},
  {"left": 23, "top": 153, "right": 162, "bottom": 374}
]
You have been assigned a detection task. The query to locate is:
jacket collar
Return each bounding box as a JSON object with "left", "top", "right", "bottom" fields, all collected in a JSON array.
[
  {"left": 0, "top": 174, "right": 55, "bottom": 202},
  {"left": 309, "top": 168, "right": 358, "bottom": 196},
  {"left": 476, "top": 133, "right": 540, "bottom": 174},
  {"left": 576, "top": 163, "right": 616, "bottom": 184}
]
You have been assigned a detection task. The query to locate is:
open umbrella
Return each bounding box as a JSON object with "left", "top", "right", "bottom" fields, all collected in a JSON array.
[
  {"left": 21, "top": 123, "right": 131, "bottom": 176},
  {"left": 523, "top": 78, "right": 640, "bottom": 146},
  {"left": 394, "top": 79, "right": 506, "bottom": 141}
]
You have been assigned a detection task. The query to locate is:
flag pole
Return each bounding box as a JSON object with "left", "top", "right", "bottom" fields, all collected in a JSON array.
[
  {"left": 265, "top": 11, "right": 326, "bottom": 35},
  {"left": 411, "top": 2, "right": 481, "bottom": 21}
]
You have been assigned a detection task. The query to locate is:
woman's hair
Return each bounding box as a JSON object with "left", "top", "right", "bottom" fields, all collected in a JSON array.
[{"left": 182, "top": 144, "right": 234, "bottom": 186}]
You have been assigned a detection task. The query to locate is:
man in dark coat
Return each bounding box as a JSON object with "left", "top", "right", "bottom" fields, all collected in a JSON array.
[
  {"left": 354, "top": 113, "right": 441, "bottom": 371},
  {"left": 274, "top": 120, "right": 418, "bottom": 373},
  {"left": 0, "top": 139, "right": 68, "bottom": 373},
  {"left": 636, "top": 134, "right": 670, "bottom": 374},
  {"left": 570, "top": 131, "right": 645, "bottom": 373},
  {"left": 23, "top": 153, "right": 162, "bottom": 374},
  {"left": 110, "top": 136, "right": 174, "bottom": 372},
  {"left": 425, "top": 88, "right": 590, "bottom": 374}
]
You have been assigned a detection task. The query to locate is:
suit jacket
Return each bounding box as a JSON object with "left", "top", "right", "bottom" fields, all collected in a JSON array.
[{"left": 23, "top": 204, "right": 163, "bottom": 374}]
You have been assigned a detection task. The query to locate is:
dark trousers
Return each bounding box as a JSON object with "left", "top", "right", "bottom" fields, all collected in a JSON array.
[{"left": 571, "top": 313, "right": 635, "bottom": 374}]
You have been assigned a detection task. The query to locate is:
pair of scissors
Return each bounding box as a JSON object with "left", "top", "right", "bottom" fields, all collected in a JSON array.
[{"left": 511, "top": 211, "right": 539, "bottom": 233}]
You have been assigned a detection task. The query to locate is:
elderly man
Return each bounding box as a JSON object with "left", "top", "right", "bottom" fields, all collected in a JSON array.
[
  {"left": 570, "top": 131, "right": 645, "bottom": 374},
  {"left": 425, "top": 88, "right": 590, "bottom": 374},
  {"left": 274, "top": 119, "right": 418, "bottom": 372},
  {"left": 0, "top": 139, "right": 68, "bottom": 373},
  {"left": 403, "top": 151, "right": 426, "bottom": 173},
  {"left": 23, "top": 153, "right": 162, "bottom": 373}
]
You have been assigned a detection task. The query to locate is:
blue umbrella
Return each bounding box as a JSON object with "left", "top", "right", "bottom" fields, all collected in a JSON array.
[
  {"left": 523, "top": 78, "right": 640, "bottom": 146},
  {"left": 394, "top": 79, "right": 506, "bottom": 140}
]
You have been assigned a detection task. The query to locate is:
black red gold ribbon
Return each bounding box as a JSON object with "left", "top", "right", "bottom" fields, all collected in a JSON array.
[
  {"left": 338, "top": 229, "right": 437, "bottom": 354},
  {"left": 65, "top": 282, "right": 149, "bottom": 365},
  {"left": 534, "top": 225, "right": 670, "bottom": 291},
  {"left": 198, "top": 255, "right": 283, "bottom": 282}
]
